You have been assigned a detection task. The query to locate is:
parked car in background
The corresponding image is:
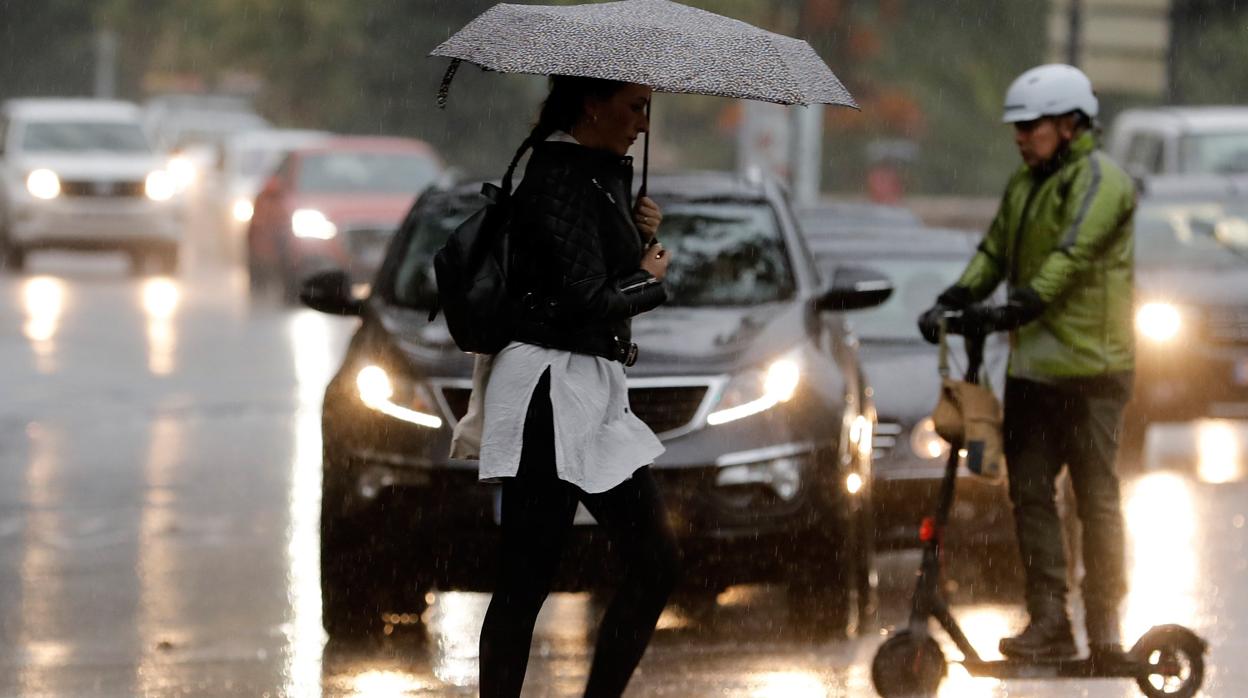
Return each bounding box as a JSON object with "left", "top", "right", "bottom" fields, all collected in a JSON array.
[
  {"left": 1123, "top": 177, "right": 1248, "bottom": 466},
  {"left": 1108, "top": 106, "right": 1248, "bottom": 180},
  {"left": 246, "top": 136, "right": 443, "bottom": 301},
  {"left": 796, "top": 200, "right": 923, "bottom": 239},
  {"left": 301, "top": 171, "right": 893, "bottom": 638},
  {"left": 798, "top": 213, "right": 1014, "bottom": 565},
  {"left": 0, "top": 98, "right": 183, "bottom": 273},
  {"left": 213, "top": 128, "right": 330, "bottom": 261}
]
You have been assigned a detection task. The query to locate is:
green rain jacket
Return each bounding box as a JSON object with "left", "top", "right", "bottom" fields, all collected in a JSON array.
[{"left": 954, "top": 131, "right": 1136, "bottom": 380}]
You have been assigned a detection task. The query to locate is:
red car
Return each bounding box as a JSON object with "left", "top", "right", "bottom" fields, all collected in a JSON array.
[{"left": 246, "top": 136, "right": 443, "bottom": 300}]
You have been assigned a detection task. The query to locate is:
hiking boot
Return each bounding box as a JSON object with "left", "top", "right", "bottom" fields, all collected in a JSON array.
[
  {"left": 999, "top": 603, "right": 1076, "bottom": 660},
  {"left": 1086, "top": 604, "right": 1125, "bottom": 667}
]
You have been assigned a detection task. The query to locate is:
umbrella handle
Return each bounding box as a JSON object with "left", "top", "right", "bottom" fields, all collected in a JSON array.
[{"left": 638, "top": 100, "right": 650, "bottom": 200}]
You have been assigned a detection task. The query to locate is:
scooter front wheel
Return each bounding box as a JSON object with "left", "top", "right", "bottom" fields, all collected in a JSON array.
[
  {"left": 1131, "top": 624, "right": 1206, "bottom": 698},
  {"left": 871, "top": 630, "right": 946, "bottom": 698}
]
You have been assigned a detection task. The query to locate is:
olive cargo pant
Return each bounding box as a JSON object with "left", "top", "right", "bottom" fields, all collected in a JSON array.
[{"left": 1003, "top": 376, "right": 1130, "bottom": 618}]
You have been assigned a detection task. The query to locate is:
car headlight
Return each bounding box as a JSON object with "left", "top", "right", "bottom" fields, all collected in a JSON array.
[
  {"left": 355, "top": 364, "right": 442, "bottom": 429},
  {"left": 910, "top": 417, "right": 951, "bottom": 460},
  {"left": 167, "top": 155, "right": 196, "bottom": 190},
  {"left": 292, "top": 208, "right": 338, "bottom": 240},
  {"left": 232, "top": 197, "right": 254, "bottom": 223},
  {"left": 706, "top": 353, "right": 802, "bottom": 426},
  {"left": 144, "top": 171, "right": 175, "bottom": 202},
  {"left": 715, "top": 456, "right": 802, "bottom": 501},
  {"left": 26, "top": 169, "right": 60, "bottom": 200},
  {"left": 1136, "top": 302, "right": 1181, "bottom": 343}
]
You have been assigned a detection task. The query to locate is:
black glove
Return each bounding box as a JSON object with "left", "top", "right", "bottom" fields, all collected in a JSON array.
[
  {"left": 917, "top": 285, "right": 976, "bottom": 344},
  {"left": 947, "top": 287, "right": 1047, "bottom": 337}
]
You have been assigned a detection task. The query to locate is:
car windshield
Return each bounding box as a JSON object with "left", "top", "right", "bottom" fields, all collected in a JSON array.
[
  {"left": 1180, "top": 132, "right": 1248, "bottom": 174},
  {"left": 651, "top": 200, "right": 795, "bottom": 306},
  {"left": 842, "top": 256, "right": 969, "bottom": 341},
  {"left": 299, "top": 151, "right": 440, "bottom": 195},
  {"left": 387, "top": 194, "right": 796, "bottom": 310},
  {"left": 1135, "top": 202, "right": 1248, "bottom": 268},
  {"left": 22, "top": 121, "right": 151, "bottom": 153}
]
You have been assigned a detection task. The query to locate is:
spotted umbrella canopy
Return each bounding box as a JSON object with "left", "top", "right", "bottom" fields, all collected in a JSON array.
[{"left": 430, "top": 0, "right": 857, "bottom": 109}]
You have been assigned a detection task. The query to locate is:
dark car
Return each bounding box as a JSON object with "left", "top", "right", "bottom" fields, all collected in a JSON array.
[
  {"left": 798, "top": 211, "right": 1015, "bottom": 560},
  {"left": 1123, "top": 178, "right": 1248, "bottom": 466},
  {"left": 302, "top": 172, "right": 893, "bottom": 638},
  {"left": 246, "top": 136, "right": 443, "bottom": 301}
]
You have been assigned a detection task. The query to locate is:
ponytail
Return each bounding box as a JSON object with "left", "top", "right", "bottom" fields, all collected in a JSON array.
[{"left": 504, "top": 75, "right": 628, "bottom": 191}]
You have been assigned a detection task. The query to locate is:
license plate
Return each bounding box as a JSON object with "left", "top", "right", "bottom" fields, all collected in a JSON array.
[{"left": 492, "top": 490, "right": 597, "bottom": 526}]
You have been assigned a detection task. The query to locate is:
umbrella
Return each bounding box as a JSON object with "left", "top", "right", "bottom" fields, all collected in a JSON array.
[{"left": 430, "top": 0, "right": 857, "bottom": 193}]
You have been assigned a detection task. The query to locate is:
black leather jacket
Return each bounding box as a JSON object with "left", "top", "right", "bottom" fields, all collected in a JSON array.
[{"left": 508, "top": 140, "right": 667, "bottom": 362}]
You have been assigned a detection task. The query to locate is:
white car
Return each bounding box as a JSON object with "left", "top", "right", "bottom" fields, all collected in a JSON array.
[
  {"left": 1107, "top": 106, "right": 1248, "bottom": 180},
  {"left": 0, "top": 98, "right": 183, "bottom": 273},
  {"left": 213, "top": 128, "right": 330, "bottom": 260}
]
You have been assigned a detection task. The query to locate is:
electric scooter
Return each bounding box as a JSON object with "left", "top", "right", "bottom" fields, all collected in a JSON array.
[{"left": 870, "top": 328, "right": 1208, "bottom": 698}]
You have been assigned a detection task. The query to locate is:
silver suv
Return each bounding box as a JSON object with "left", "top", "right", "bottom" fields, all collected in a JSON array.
[
  {"left": 1107, "top": 106, "right": 1248, "bottom": 180},
  {"left": 0, "top": 98, "right": 184, "bottom": 273}
]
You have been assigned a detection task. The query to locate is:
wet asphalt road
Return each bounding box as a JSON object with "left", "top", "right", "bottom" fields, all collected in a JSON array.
[{"left": 1, "top": 245, "right": 1246, "bottom": 697}]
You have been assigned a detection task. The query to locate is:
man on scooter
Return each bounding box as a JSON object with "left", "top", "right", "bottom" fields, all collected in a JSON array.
[{"left": 917, "top": 64, "right": 1136, "bottom": 663}]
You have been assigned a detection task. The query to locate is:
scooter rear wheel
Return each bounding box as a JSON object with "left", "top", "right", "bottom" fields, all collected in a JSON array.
[
  {"left": 871, "top": 630, "right": 946, "bottom": 698},
  {"left": 1131, "top": 625, "right": 1206, "bottom": 698}
]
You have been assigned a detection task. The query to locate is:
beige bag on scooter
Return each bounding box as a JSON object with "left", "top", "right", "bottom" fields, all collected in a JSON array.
[{"left": 930, "top": 323, "right": 1006, "bottom": 482}]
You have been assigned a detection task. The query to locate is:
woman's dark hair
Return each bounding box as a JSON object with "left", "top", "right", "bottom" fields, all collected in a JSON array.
[{"left": 507, "top": 76, "right": 628, "bottom": 167}]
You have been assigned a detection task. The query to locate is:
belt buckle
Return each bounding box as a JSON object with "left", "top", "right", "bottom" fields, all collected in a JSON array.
[{"left": 623, "top": 342, "right": 639, "bottom": 367}]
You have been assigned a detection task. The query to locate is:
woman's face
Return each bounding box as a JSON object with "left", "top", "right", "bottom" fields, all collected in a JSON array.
[{"left": 576, "top": 83, "right": 652, "bottom": 156}]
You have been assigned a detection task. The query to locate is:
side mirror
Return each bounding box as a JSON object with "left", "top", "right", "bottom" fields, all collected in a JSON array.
[
  {"left": 300, "top": 269, "right": 363, "bottom": 316},
  {"left": 815, "top": 265, "right": 893, "bottom": 312}
]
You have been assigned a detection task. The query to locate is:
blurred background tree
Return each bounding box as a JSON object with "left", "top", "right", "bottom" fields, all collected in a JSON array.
[{"left": 2, "top": 0, "right": 1245, "bottom": 196}]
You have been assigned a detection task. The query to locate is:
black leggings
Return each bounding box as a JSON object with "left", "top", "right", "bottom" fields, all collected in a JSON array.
[{"left": 479, "top": 370, "right": 681, "bottom": 698}]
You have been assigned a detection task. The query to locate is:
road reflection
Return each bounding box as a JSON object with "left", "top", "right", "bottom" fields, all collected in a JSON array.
[
  {"left": 141, "top": 277, "right": 180, "bottom": 376},
  {"left": 135, "top": 415, "right": 185, "bottom": 693},
  {"left": 1122, "top": 472, "right": 1200, "bottom": 643},
  {"left": 17, "top": 424, "right": 69, "bottom": 691},
  {"left": 22, "top": 276, "right": 66, "bottom": 373},
  {"left": 285, "top": 309, "right": 334, "bottom": 697}
]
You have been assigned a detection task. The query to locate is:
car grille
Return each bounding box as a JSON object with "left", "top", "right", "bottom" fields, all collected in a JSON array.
[
  {"left": 60, "top": 179, "right": 145, "bottom": 198},
  {"left": 439, "top": 383, "right": 711, "bottom": 436},
  {"left": 873, "top": 421, "right": 903, "bottom": 461},
  {"left": 1203, "top": 307, "right": 1248, "bottom": 344}
]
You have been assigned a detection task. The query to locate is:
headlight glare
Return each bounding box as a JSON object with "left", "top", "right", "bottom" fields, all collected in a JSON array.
[
  {"left": 707, "top": 354, "right": 802, "bottom": 426},
  {"left": 145, "top": 170, "right": 175, "bottom": 201},
  {"left": 232, "top": 197, "right": 254, "bottom": 223},
  {"left": 26, "top": 169, "right": 61, "bottom": 200},
  {"left": 167, "top": 155, "right": 196, "bottom": 190},
  {"left": 292, "top": 208, "right": 338, "bottom": 239},
  {"left": 1136, "top": 302, "right": 1181, "bottom": 342},
  {"left": 910, "top": 417, "right": 951, "bottom": 460},
  {"left": 354, "top": 364, "right": 442, "bottom": 429}
]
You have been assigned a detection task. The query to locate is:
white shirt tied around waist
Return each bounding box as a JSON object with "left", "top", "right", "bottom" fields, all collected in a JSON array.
[{"left": 459, "top": 342, "right": 663, "bottom": 494}]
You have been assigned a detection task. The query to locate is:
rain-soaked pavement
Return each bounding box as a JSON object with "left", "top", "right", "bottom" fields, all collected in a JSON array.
[{"left": 1, "top": 242, "right": 1245, "bottom": 697}]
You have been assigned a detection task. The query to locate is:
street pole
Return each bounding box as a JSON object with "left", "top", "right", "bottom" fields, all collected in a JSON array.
[
  {"left": 1166, "top": 0, "right": 1182, "bottom": 103},
  {"left": 789, "top": 104, "right": 823, "bottom": 206},
  {"left": 1066, "top": 0, "right": 1083, "bottom": 67},
  {"left": 94, "top": 30, "right": 118, "bottom": 99}
]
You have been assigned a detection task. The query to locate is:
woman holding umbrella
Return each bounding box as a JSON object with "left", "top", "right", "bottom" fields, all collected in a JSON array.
[
  {"left": 475, "top": 75, "right": 677, "bottom": 698},
  {"left": 433, "top": 3, "right": 857, "bottom": 695}
]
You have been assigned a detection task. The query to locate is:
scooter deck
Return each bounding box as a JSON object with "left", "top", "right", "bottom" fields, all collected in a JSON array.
[{"left": 963, "top": 656, "right": 1140, "bottom": 680}]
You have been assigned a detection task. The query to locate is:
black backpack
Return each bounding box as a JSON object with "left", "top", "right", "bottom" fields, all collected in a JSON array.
[{"left": 429, "top": 141, "right": 530, "bottom": 354}]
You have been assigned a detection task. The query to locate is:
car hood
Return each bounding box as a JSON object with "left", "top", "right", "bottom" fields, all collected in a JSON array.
[
  {"left": 1138, "top": 264, "right": 1248, "bottom": 307},
  {"left": 859, "top": 337, "right": 1009, "bottom": 425},
  {"left": 292, "top": 192, "right": 415, "bottom": 228},
  {"left": 11, "top": 152, "right": 168, "bottom": 181},
  {"left": 373, "top": 300, "right": 811, "bottom": 378},
  {"left": 625, "top": 302, "right": 809, "bottom": 376}
]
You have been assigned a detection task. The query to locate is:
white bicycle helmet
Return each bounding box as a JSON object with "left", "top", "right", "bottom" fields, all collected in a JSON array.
[{"left": 1001, "top": 64, "right": 1098, "bottom": 124}]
